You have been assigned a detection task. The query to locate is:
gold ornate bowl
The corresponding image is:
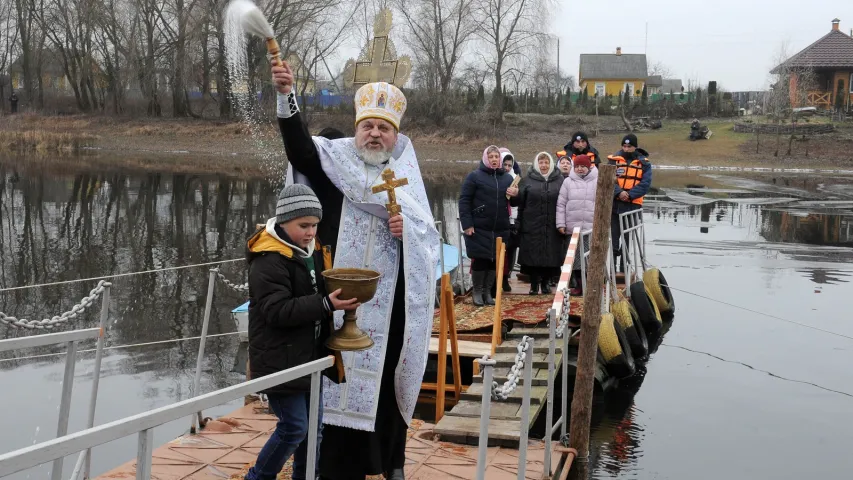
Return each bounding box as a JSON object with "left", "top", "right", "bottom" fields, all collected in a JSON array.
[{"left": 322, "top": 268, "right": 381, "bottom": 351}]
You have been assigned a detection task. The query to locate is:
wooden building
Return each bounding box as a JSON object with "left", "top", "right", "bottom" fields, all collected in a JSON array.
[{"left": 771, "top": 18, "right": 853, "bottom": 110}]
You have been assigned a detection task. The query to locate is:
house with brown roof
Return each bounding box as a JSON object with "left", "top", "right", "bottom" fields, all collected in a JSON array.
[
  {"left": 579, "top": 48, "right": 648, "bottom": 98},
  {"left": 771, "top": 18, "right": 853, "bottom": 110}
]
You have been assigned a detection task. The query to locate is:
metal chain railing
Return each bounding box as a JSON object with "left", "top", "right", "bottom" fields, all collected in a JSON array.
[
  {"left": 0, "top": 281, "right": 110, "bottom": 330},
  {"left": 556, "top": 288, "right": 571, "bottom": 338},
  {"left": 491, "top": 335, "right": 532, "bottom": 400},
  {"left": 214, "top": 267, "right": 248, "bottom": 294}
]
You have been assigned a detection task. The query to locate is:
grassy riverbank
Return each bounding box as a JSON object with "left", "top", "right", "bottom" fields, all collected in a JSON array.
[{"left": 1, "top": 113, "right": 851, "bottom": 176}]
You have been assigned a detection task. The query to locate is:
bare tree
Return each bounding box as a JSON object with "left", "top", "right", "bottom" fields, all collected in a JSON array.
[
  {"left": 473, "top": 0, "right": 548, "bottom": 121},
  {"left": 29, "top": 0, "right": 102, "bottom": 111},
  {"left": 128, "top": 0, "right": 164, "bottom": 116},
  {"left": 767, "top": 42, "right": 817, "bottom": 156},
  {"left": 289, "top": 1, "right": 358, "bottom": 124},
  {"left": 648, "top": 60, "right": 674, "bottom": 79},
  {"left": 396, "top": 0, "right": 476, "bottom": 95},
  {"left": 93, "top": 0, "right": 134, "bottom": 113},
  {"left": 0, "top": 0, "right": 19, "bottom": 112},
  {"left": 13, "top": 0, "right": 34, "bottom": 103}
]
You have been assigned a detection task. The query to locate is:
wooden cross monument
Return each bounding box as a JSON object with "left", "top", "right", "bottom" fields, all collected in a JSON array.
[
  {"left": 343, "top": 9, "right": 412, "bottom": 89},
  {"left": 371, "top": 169, "right": 408, "bottom": 216}
]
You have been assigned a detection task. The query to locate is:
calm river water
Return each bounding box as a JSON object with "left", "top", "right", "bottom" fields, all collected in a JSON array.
[{"left": 1, "top": 156, "right": 852, "bottom": 480}]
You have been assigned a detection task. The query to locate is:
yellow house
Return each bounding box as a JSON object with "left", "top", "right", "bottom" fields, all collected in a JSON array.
[{"left": 579, "top": 48, "right": 648, "bottom": 98}]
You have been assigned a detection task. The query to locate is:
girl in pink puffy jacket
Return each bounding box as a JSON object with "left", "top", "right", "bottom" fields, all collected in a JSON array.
[{"left": 556, "top": 155, "right": 598, "bottom": 295}]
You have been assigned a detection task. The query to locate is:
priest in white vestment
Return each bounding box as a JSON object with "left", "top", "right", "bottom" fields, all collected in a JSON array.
[{"left": 272, "top": 63, "right": 439, "bottom": 480}]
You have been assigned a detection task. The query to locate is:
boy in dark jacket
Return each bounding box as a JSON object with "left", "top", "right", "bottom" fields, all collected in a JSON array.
[{"left": 245, "top": 184, "right": 359, "bottom": 480}]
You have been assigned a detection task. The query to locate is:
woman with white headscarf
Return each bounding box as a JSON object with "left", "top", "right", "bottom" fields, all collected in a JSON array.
[{"left": 512, "top": 152, "right": 566, "bottom": 295}]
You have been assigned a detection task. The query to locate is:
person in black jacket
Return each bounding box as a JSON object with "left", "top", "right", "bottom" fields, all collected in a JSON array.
[
  {"left": 459, "top": 145, "right": 518, "bottom": 306},
  {"left": 564, "top": 131, "right": 602, "bottom": 166},
  {"left": 608, "top": 134, "right": 652, "bottom": 271},
  {"left": 514, "top": 152, "right": 566, "bottom": 295},
  {"left": 245, "top": 184, "right": 359, "bottom": 480}
]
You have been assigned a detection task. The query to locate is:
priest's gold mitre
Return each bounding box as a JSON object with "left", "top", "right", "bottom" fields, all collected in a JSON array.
[{"left": 354, "top": 82, "right": 407, "bottom": 131}]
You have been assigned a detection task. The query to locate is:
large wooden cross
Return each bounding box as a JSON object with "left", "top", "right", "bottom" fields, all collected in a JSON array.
[{"left": 371, "top": 169, "right": 408, "bottom": 216}]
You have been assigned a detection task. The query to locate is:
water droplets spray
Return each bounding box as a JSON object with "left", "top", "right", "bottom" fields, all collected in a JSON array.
[{"left": 224, "top": 0, "right": 288, "bottom": 184}]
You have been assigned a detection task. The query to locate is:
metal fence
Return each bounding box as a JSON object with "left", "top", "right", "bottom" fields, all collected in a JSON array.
[
  {"left": 619, "top": 210, "right": 647, "bottom": 298},
  {"left": 0, "top": 356, "right": 333, "bottom": 480},
  {"left": 0, "top": 260, "right": 248, "bottom": 480},
  {"left": 0, "top": 283, "right": 111, "bottom": 480}
]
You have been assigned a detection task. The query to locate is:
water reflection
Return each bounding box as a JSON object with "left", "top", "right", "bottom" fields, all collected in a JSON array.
[
  {"left": 762, "top": 211, "right": 853, "bottom": 246},
  {"left": 2, "top": 161, "right": 853, "bottom": 480},
  {"left": 587, "top": 370, "right": 647, "bottom": 479}
]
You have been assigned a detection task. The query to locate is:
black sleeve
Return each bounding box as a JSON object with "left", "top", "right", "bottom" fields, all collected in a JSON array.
[
  {"left": 278, "top": 113, "right": 326, "bottom": 185},
  {"left": 250, "top": 255, "right": 326, "bottom": 329},
  {"left": 458, "top": 173, "right": 476, "bottom": 230}
]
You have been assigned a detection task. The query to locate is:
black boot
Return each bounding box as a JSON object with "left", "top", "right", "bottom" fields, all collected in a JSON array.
[
  {"left": 502, "top": 276, "right": 512, "bottom": 292},
  {"left": 529, "top": 275, "right": 540, "bottom": 295},
  {"left": 387, "top": 468, "right": 405, "bottom": 480},
  {"left": 472, "top": 270, "right": 485, "bottom": 307},
  {"left": 483, "top": 270, "right": 496, "bottom": 305},
  {"left": 541, "top": 280, "right": 552, "bottom": 295}
]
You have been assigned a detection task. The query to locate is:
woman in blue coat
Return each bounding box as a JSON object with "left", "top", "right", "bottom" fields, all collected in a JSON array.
[{"left": 459, "top": 145, "right": 519, "bottom": 306}]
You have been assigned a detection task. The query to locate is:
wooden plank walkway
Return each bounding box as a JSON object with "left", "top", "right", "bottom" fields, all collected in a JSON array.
[
  {"left": 433, "top": 324, "right": 575, "bottom": 447},
  {"left": 433, "top": 271, "right": 622, "bottom": 447}
]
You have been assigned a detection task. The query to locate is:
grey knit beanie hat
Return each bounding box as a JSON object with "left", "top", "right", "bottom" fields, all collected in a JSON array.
[{"left": 275, "top": 184, "right": 323, "bottom": 224}]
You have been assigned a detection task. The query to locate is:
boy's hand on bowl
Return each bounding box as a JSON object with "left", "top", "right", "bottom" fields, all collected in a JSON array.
[{"left": 329, "top": 289, "right": 361, "bottom": 311}]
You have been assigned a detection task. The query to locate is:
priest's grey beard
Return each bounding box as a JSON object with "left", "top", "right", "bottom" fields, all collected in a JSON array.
[{"left": 357, "top": 146, "right": 393, "bottom": 166}]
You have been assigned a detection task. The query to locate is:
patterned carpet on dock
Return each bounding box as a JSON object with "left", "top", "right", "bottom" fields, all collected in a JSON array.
[{"left": 433, "top": 294, "right": 584, "bottom": 333}]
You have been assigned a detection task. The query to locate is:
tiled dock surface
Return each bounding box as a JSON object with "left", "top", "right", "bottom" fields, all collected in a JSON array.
[{"left": 97, "top": 402, "right": 566, "bottom": 480}]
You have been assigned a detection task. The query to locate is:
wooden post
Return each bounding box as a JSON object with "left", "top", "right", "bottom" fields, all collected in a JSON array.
[
  {"left": 446, "top": 277, "right": 463, "bottom": 402},
  {"left": 491, "top": 237, "right": 506, "bottom": 356},
  {"left": 435, "top": 273, "right": 463, "bottom": 422},
  {"left": 568, "top": 164, "right": 616, "bottom": 461},
  {"left": 436, "top": 274, "right": 450, "bottom": 421}
]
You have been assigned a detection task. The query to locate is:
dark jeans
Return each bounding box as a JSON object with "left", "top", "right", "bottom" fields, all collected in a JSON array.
[{"left": 246, "top": 390, "right": 323, "bottom": 480}]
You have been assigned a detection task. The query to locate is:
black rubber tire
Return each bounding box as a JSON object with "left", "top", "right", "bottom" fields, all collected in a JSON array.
[
  {"left": 611, "top": 299, "right": 649, "bottom": 359},
  {"left": 598, "top": 313, "right": 636, "bottom": 379},
  {"left": 644, "top": 268, "right": 675, "bottom": 316},
  {"left": 630, "top": 281, "right": 663, "bottom": 334}
]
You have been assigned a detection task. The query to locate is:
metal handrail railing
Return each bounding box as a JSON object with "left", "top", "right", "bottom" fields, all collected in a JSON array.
[
  {"left": 0, "top": 356, "right": 334, "bottom": 480},
  {"left": 0, "top": 283, "right": 111, "bottom": 480},
  {"left": 474, "top": 337, "right": 535, "bottom": 480},
  {"left": 618, "top": 210, "right": 646, "bottom": 295},
  {"left": 543, "top": 227, "right": 581, "bottom": 476}
]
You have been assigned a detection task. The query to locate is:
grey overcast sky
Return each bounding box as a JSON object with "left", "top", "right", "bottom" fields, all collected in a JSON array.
[{"left": 554, "top": 0, "right": 851, "bottom": 91}]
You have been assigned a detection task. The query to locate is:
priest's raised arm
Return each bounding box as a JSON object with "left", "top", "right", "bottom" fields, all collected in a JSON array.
[{"left": 272, "top": 63, "right": 344, "bottom": 251}]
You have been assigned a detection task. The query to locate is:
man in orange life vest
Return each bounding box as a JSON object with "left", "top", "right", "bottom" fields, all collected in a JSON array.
[{"left": 608, "top": 134, "right": 652, "bottom": 267}]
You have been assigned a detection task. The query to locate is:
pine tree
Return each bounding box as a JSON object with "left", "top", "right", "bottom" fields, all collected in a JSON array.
[
  {"left": 835, "top": 79, "right": 846, "bottom": 112},
  {"left": 641, "top": 87, "right": 648, "bottom": 105}
]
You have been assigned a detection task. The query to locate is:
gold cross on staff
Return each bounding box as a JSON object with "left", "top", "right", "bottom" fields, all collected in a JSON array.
[{"left": 371, "top": 169, "right": 409, "bottom": 216}]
